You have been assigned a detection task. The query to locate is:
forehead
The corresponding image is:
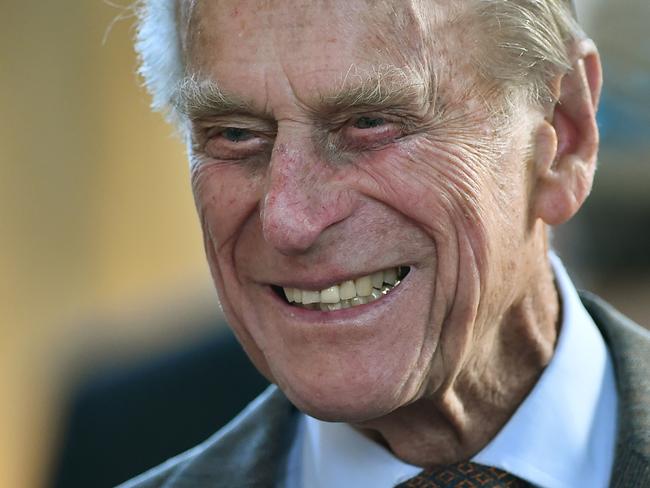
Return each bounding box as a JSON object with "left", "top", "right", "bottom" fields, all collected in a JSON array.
[
  {"left": 186, "top": 0, "right": 364, "bottom": 71},
  {"left": 180, "top": 0, "right": 467, "bottom": 80},
  {"left": 182, "top": 0, "right": 437, "bottom": 53},
  {"left": 179, "top": 0, "right": 462, "bottom": 64}
]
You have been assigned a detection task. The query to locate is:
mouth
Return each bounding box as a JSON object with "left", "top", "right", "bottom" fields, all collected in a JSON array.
[{"left": 272, "top": 266, "right": 410, "bottom": 311}]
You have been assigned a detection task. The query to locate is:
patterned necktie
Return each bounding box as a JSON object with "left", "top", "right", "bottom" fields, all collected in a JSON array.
[{"left": 394, "top": 462, "right": 532, "bottom": 487}]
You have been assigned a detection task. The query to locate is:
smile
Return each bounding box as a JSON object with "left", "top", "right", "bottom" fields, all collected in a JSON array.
[{"left": 278, "top": 266, "right": 409, "bottom": 311}]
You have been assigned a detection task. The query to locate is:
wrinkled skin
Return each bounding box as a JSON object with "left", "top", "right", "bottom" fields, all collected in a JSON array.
[{"left": 179, "top": 0, "right": 601, "bottom": 466}]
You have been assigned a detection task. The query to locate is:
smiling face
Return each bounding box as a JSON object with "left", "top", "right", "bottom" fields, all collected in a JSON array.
[{"left": 181, "top": 0, "right": 548, "bottom": 423}]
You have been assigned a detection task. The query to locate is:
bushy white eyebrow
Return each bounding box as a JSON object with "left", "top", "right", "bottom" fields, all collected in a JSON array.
[{"left": 173, "top": 64, "right": 433, "bottom": 122}]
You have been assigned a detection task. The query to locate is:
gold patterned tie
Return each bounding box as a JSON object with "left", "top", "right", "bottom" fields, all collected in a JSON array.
[{"left": 394, "top": 462, "right": 532, "bottom": 488}]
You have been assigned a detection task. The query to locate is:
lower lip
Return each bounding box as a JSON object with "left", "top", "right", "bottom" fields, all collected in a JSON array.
[{"left": 266, "top": 274, "right": 412, "bottom": 325}]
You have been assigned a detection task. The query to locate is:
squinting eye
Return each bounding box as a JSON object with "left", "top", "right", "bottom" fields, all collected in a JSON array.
[
  {"left": 343, "top": 115, "right": 402, "bottom": 150},
  {"left": 202, "top": 126, "right": 268, "bottom": 161},
  {"left": 353, "top": 116, "right": 386, "bottom": 129},
  {"left": 221, "top": 127, "right": 255, "bottom": 142}
]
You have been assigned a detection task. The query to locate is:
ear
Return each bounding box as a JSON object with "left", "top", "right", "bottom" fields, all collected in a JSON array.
[{"left": 532, "top": 39, "right": 602, "bottom": 226}]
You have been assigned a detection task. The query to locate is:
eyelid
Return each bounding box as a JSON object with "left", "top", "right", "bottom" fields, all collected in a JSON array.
[
  {"left": 334, "top": 108, "right": 418, "bottom": 129},
  {"left": 207, "top": 126, "right": 254, "bottom": 139},
  {"left": 345, "top": 112, "right": 411, "bottom": 134},
  {"left": 195, "top": 123, "right": 274, "bottom": 162},
  {"left": 352, "top": 114, "right": 395, "bottom": 128},
  {"left": 193, "top": 117, "right": 276, "bottom": 135},
  {"left": 197, "top": 127, "right": 275, "bottom": 151}
]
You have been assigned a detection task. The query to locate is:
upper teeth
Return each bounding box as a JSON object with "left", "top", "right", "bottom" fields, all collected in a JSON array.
[{"left": 282, "top": 267, "right": 404, "bottom": 311}]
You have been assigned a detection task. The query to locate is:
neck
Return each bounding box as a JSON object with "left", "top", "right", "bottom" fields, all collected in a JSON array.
[{"left": 355, "top": 250, "right": 560, "bottom": 467}]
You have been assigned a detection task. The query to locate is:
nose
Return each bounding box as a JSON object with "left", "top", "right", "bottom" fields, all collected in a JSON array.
[{"left": 260, "top": 140, "right": 353, "bottom": 255}]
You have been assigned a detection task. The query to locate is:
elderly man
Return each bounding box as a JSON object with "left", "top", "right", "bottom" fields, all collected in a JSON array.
[{"left": 122, "top": 0, "right": 649, "bottom": 486}]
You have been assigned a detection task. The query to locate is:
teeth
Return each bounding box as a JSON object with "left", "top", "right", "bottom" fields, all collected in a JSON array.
[
  {"left": 371, "top": 271, "right": 384, "bottom": 289},
  {"left": 302, "top": 290, "right": 320, "bottom": 304},
  {"left": 354, "top": 275, "right": 373, "bottom": 297},
  {"left": 284, "top": 288, "right": 294, "bottom": 302},
  {"left": 339, "top": 280, "right": 356, "bottom": 300},
  {"left": 284, "top": 268, "right": 402, "bottom": 312},
  {"left": 350, "top": 296, "right": 368, "bottom": 306},
  {"left": 320, "top": 285, "right": 340, "bottom": 304},
  {"left": 293, "top": 288, "right": 302, "bottom": 303},
  {"left": 370, "top": 289, "right": 383, "bottom": 300},
  {"left": 383, "top": 268, "right": 397, "bottom": 285},
  {"left": 281, "top": 266, "right": 407, "bottom": 312}
]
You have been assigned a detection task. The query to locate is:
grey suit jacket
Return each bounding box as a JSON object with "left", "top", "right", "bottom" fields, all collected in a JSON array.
[{"left": 119, "top": 293, "right": 650, "bottom": 487}]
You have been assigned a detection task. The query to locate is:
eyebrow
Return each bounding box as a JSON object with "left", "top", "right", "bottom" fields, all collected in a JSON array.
[
  {"left": 317, "top": 65, "right": 434, "bottom": 115},
  {"left": 173, "top": 65, "right": 435, "bottom": 122},
  {"left": 172, "top": 76, "right": 253, "bottom": 120}
]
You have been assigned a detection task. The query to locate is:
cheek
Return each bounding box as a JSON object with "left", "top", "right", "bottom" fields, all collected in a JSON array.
[
  {"left": 191, "top": 163, "right": 276, "bottom": 378},
  {"left": 351, "top": 137, "right": 513, "bottom": 325},
  {"left": 356, "top": 138, "right": 497, "bottom": 250},
  {"left": 191, "top": 163, "right": 263, "bottom": 253}
]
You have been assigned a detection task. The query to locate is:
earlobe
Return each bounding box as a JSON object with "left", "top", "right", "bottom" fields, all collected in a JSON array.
[
  {"left": 533, "top": 151, "right": 595, "bottom": 227},
  {"left": 532, "top": 40, "right": 602, "bottom": 226}
]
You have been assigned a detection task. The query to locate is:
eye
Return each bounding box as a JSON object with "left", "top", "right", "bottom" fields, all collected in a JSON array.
[
  {"left": 343, "top": 115, "right": 403, "bottom": 149},
  {"left": 221, "top": 127, "right": 255, "bottom": 142},
  {"left": 353, "top": 116, "right": 386, "bottom": 129},
  {"left": 203, "top": 127, "right": 269, "bottom": 160}
]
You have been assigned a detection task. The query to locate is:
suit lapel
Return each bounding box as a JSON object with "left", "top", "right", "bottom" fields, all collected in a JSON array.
[{"left": 581, "top": 292, "right": 650, "bottom": 486}]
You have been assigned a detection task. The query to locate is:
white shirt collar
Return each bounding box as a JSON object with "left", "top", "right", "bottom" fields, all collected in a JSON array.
[
  {"left": 294, "top": 416, "right": 422, "bottom": 488},
  {"left": 289, "top": 254, "right": 618, "bottom": 488}
]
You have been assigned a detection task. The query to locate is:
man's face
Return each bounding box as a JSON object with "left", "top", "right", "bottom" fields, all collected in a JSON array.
[{"left": 183, "top": 0, "right": 540, "bottom": 422}]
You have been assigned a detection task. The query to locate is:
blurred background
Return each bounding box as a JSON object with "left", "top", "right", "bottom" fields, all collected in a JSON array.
[{"left": 1, "top": 1, "right": 648, "bottom": 487}]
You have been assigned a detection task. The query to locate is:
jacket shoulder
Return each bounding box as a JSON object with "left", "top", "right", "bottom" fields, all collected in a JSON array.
[
  {"left": 116, "top": 444, "right": 202, "bottom": 488},
  {"left": 117, "top": 386, "right": 298, "bottom": 488},
  {"left": 580, "top": 291, "right": 650, "bottom": 485}
]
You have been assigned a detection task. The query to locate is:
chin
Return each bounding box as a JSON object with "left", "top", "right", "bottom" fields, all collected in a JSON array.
[
  {"left": 271, "top": 361, "right": 418, "bottom": 423},
  {"left": 223, "top": 258, "right": 439, "bottom": 423},
  {"left": 286, "top": 389, "right": 402, "bottom": 423}
]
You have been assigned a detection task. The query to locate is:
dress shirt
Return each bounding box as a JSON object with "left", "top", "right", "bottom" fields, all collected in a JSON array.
[{"left": 285, "top": 254, "right": 618, "bottom": 488}]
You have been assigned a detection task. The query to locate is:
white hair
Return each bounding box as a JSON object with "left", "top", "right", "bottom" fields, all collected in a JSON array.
[
  {"left": 135, "top": 0, "right": 183, "bottom": 126},
  {"left": 134, "top": 0, "right": 582, "bottom": 127}
]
